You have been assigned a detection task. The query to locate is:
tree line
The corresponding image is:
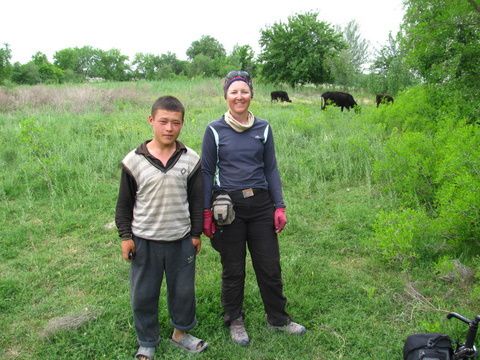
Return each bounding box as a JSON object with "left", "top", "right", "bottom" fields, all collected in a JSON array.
[
  {"left": 0, "top": 12, "right": 414, "bottom": 95},
  {"left": 1, "top": 2, "right": 479, "bottom": 100}
]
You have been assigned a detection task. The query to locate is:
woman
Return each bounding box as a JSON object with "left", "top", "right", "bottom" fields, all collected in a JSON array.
[{"left": 201, "top": 71, "right": 305, "bottom": 346}]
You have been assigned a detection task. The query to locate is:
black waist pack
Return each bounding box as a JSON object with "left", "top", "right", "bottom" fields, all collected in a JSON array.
[{"left": 403, "top": 333, "right": 453, "bottom": 360}]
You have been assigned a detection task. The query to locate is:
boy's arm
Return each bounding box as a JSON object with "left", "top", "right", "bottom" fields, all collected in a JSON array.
[
  {"left": 115, "top": 166, "right": 137, "bottom": 240},
  {"left": 188, "top": 160, "right": 203, "bottom": 239}
]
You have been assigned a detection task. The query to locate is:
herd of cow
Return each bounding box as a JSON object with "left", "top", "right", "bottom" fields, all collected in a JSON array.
[{"left": 270, "top": 90, "right": 394, "bottom": 111}]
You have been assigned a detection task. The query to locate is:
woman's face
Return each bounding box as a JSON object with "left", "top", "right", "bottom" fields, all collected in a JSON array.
[{"left": 226, "top": 81, "right": 252, "bottom": 116}]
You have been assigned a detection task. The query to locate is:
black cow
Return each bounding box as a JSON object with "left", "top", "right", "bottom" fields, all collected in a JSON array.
[
  {"left": 321, "top": 91, "right": 357, "bottom": 112},
  {"left": 376, "top": 94, "right": 394, "bottom": 107},
  {"left": 271, "top": 91, "right": 292, "bottom": 103}
]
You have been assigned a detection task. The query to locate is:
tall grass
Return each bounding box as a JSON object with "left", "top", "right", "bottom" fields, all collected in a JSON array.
[{"left": 0, "top": 79, "right": 477, "bottom": 359}]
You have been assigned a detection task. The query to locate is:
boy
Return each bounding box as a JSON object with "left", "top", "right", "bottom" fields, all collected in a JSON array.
[{"left": 115, "top": 96, "right": 207, "bottom": 359}]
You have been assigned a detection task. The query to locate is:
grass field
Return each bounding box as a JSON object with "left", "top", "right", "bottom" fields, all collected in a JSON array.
[{"left": 0, "top": 79, "right": 477, "bottom": 359}]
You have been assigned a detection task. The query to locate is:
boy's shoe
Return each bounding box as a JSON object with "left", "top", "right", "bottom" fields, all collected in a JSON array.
[
  {"left": 268, "top": 321, "right": 306, "bottom": 335},
  {"left": 135, "top": 346, "right": 155, "bottom": 360},
  {"left": 229, "top": 317, "right": 250, "bottom": 346}
]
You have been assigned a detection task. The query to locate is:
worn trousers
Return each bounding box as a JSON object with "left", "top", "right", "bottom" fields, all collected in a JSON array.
[
  {"left": 212, "top": 190, "right": 290, "bottom": 326},
  {"left": 130, "top": 235, "right": 197, "bottom": 347}
]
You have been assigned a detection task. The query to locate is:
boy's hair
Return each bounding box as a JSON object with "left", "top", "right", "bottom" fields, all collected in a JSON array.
[{"left": 151, "top": 96, "right": 185, "bottom": 120}]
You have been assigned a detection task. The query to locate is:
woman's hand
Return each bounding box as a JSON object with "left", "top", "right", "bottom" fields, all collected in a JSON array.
[
  {"left": 274, "top": 208, "right": 287, "bottom": 233},
  {"left": 203, "top": 209, "right": 216, "bottom": 238}
]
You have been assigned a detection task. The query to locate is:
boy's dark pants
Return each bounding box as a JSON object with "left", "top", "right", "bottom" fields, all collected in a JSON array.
[
  {"left": 212, "top": 190, "right": 290, "bottom": 327},
  {"left": 130, "top": 235, "right": 197, "bottom": 348}
]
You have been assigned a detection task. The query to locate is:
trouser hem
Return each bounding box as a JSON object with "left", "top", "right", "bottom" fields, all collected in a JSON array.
[
  {"left": 171, "top": 317, "right": 197, "bottom": 331},
  {"left": 137, "top": 338, "right": 160, "bottom": 347}
]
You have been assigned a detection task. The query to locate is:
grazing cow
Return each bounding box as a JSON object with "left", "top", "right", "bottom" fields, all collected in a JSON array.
[
  {"left": 271, "top": 90, "right": 292, "bottom": 103},
  {"left": 376, "top": 94, "right": 394, "bottom": 107},
  {"left": 321, "top": 91, "right": 357, "bottom": 112}
]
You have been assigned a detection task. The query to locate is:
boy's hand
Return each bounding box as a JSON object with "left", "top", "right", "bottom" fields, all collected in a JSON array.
[
  {"left": 121, "top": 239, "right": 135, "bottom": 260},
  {"left": 192, "top": 236, "right": 201, "bottom": 254}
]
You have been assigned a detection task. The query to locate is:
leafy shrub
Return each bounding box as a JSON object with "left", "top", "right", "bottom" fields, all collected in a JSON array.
[
  {"left": 373, "top": 130, "right": 436, "bottom": 209},
  {"left": 373, "top": 208, "right": 440, "bottom": 266},
  {"left": 434, "top": 124, "right": 480, "bottom": 253},
  {"left": 367, "top": 85, "right": 439, "bottom": 134}
]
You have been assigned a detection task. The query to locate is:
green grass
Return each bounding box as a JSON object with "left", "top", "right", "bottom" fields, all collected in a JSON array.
[{"left": 0, "top": 79, "right": 477, "bottom": 359}]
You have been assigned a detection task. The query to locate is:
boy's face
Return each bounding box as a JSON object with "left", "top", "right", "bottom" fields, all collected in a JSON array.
[{"left": 148, "top": 109, "right": 183, "bottom": 147}]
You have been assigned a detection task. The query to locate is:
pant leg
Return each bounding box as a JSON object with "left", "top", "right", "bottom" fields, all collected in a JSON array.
[
  {"left": 164, "top": 236, "right": 197, "bottom": 331},
  {"left": 130, "top": 237, "right": 164, "bottom": 347},
  {"left": 246, "top": 192, "right": 290, "bottom": 326},
  {"left": 215, "top": 215, "right": 248, "bottom": 324}
]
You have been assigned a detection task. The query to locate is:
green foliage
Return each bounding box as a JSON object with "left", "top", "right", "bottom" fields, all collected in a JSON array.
[
  {"left": 328, "top": 21, "right": 370, "bottom": 87},
  {"left": 10, "top": 52, "right": 64, "bottom": 84},
  {"left": 187, "top": 54, "right": 226, "bottom": 77},
  {"left": 53, "top": 46, "right": 100, "bottom": 80},
  {"left": 259, "top": 12, "right": 345, "bottom": 86},
  {"left": 373, "top": 208, "right": 440, "bottom": 266},
  {"left": 370, "top": 83, "right": 480, "bottom": 262},
  {"left": 367, "top": 85, "right": 448, "bottom": 134},
  {"left": 0, "top": 43, "right": 12, "bottom": 84},
  {"left": 186, "top": 35, "right": 226, "bottom": 60},
  {"left": 402, "top": 0, "right": 480, "bottom": 87},
  {"left": 401, "top": 0, "right": 480, "bottom": 121},
  {"left": 227, "top": 44, "right": 257, "bottom": 76},
  {"left": 369, "top": 33, "right": 417, "bottom": 95},
  {"left": 435, "top": 124, "right": 480, "bottom": 253},
  {"left": 11, "top": 61, "right": 42, "bottom": 85},
  {"left": 374, "top": 130, "right": 437, "bottom": 209},
  {"left": 94, "top": 48, "right": 131, "bottom": 81}
]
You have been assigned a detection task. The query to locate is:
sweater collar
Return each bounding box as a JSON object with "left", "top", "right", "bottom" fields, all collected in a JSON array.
[{"left": 136, "top": 140, "right": 186, "bottom": 158}]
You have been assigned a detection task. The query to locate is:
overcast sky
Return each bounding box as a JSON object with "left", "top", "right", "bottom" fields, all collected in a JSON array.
[{"left": 2, "top": 0, "right": 405, "bottom": 64}]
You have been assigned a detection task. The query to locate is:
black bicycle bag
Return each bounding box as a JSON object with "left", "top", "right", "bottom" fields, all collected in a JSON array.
[{"left": 403, "top": 333, "right": 453, "bottom": 360}]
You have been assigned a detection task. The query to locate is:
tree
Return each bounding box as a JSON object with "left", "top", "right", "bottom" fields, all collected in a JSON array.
[
  {"left": 259, "top": 12, "right": 345, "bottom": 87},
  {"left": 401, "top": 0, "right": 480, "bottom": 87},
  {"left": 53, "top": 46, "right": 101, "bottom": 80},
  {"left": 27, "top": 52, "right": 64, "bottom": 84},
  {"left": 133, "top": 52, "right": 187, "bottom": 80},
  {"left": 186, "top": 35, "right": 226, "bottom": 60},
  {"left": 369, "top": 33, "right": 416, "bottom": 94},
  {"left": 0, "top": 43, "right": 12, "bottom": 84},
  {"left": 93, "top": 49, "right": 130, "bottom": 81},
  {"left": 11, "top": 62, "right": 41, "bottom": 85},
  {"left": 227, "top": 44, "right": 257, "bottom": 76},
  {"left": 185, "top": 35, "right": 227, "bottom": 77},
  {"left": 132, "top": 53, "right": 162, "bottom": 80},
  {"left": 327, "top": 21, "right": 369, "bottom": 86},
  {"left": 342, "top": 20, "right": 370, "bottom": 72},
  {"left": 187, "top": 54, "right": 224, "bottom": 77}
]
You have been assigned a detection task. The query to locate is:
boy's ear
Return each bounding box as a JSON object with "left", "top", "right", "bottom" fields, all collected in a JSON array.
[{"left": 147, "top": 115, "right": 154, "bottom": 124}]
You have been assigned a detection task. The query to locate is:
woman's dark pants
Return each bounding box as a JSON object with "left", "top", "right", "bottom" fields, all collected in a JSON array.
[{"left": 212, "top": 190, "right": 290, "bottom": 327}]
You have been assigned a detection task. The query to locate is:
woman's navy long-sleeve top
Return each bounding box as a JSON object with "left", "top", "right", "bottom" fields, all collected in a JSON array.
[{"left": 201, "top": 116, "right": 285, "bottom": 209}]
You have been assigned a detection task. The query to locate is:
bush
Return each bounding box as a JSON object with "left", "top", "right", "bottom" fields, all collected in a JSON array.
[
  {"left": 434, "top": 124, "right": 480, "bottom": 253},
  {"left": 373, "top": 208, "right": 441, "bottom": 266},
  {"left": 373, "top": 130, "right": 437, "bottom": 209}
]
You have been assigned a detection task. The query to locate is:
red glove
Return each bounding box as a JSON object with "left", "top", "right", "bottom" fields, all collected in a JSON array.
[
  {"left": 203, "top": 209, "right": 216, "bottom": 238},
  {"left": 274, "top": 208, "right": 287, "bottom": 233}
]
